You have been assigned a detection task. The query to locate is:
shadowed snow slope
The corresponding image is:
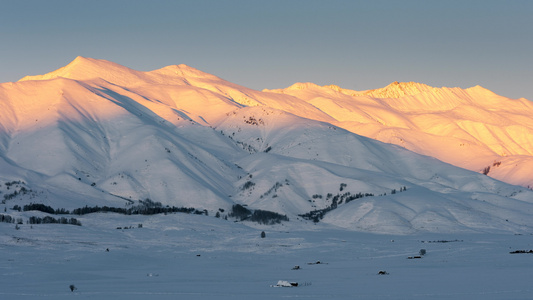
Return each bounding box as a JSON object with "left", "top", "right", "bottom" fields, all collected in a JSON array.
[{"left": 1, "top": 57, "right": 532, "bottom": 234}]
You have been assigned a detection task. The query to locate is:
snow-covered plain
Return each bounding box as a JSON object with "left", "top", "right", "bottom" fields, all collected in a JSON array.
[{"left": 2, "top": 213, "right": 533, "bottom": 299}]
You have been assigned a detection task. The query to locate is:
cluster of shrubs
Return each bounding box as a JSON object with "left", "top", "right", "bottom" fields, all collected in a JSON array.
[
  {"left": 390, "top": 187, "right": 407, "bottom": 194},
  {"left": 3, "top": 180, "right": 24, "bottom": 188},
  {"left": 11, "top": 203, "right": 70, "bottom": 214},
  {"left": 251, "top": 209, "right": 289, "bottom": 225},
  {"left": 300, "top": 184, "right": 407, "bottom": 223},
  {"left": 241, "top": 181, "right": 256, "bottom": 191},
  {"left": 229, "top": 204, "right": 289, "bottom": 225},
  {"left": 21, "top": 203, "right": 69, "bottom": 214},
  {"left": 421, "top": 239, "right": 463, "bottom": 243},
  {"left": 509, "top": 250, "right": 533, "bottom": 254},
  {"left": 72, "top": 203, "right": 207, "bottom": 216},
  {"left": 260, "top": 180, "right": 289, "bottom": 198},
  {"left": 4, "top": 199, "right": 209, "bottom": 227},
  {"left": 299, "top": 208, "right": 330, "bottom": 223},
  {"left": 3, "top": 186, "right": 32, "bottom": 201},
  {"left": 300, "top": 191, "right": 375, "bottom": 223},
  {"left": 236, "top": 141, "right": 257, "bottom": 153},
  {"left": 483, "top": 161, "right": 502, "bottom": 175},
  {"left": 243, "top": 116, "right": 264, "bottom": 126},
  {"left": 28, "top": 216, "right": 81, "bottom": 226},
  {"left": 0, "top": 214, "right": 21, "bottom": 224},
  {"left": 69, "top": 201, "right": 286, "bottom": 225},
  {"left": 6, "top": 197, "right": 289, "bottom": 228},
  {"left": 1, "top": 213, "right": 80, "bottom": 226}
]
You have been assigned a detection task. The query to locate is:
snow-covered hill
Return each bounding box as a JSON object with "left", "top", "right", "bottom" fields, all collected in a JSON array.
[
  {"left": 265, "top": 81, "right": 533, "bottom": 188},
  {"left": 1, "top": 57, "right": 532, "bottom": 234}
]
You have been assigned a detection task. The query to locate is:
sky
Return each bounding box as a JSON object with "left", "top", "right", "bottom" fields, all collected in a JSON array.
[{"left": 1, "top": 0, "right": 532, "bottom": 100}]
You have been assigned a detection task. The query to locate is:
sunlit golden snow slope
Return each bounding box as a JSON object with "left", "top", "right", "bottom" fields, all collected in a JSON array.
[
  {"left": 8, "top": 57, "right": 533, "bottom": 187},
  {"left": 266, "top": 81, "right": 533, "bottom": 188}
]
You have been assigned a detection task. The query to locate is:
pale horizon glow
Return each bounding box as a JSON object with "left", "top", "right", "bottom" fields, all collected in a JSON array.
[{"left": 1, "top": 0, "right": 532, "bottom": 100}]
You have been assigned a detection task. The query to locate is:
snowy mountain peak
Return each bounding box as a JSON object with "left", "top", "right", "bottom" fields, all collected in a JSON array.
[
  {"left": 68, "top": 55, "right": 94, "bottom": 67},
  {"left": 149, "top": 64, "right": 221, "bottom": 81},
  {"left": 267, "top": 81, "right": 437, "bottom": 99},
  {"left": 284, "top": 82, "right": 322, "bottom": 91},
  {"left": 266, "top": 82, "right": 360, "bottom": 97},
  {"left": 18, "top": 56, "right": 143, "bottom": 86},
  {"left": 16, "top": 57, "right": 224, "bottom": 88},
  {"left": 360, "top": 81, "right": 436, "bottom": 98},
  {"left": 19, "top": 56, "right": 97, "bottom": 81},
  {"left": 322, "top": 84, "right": 343, "bottom": 92}
]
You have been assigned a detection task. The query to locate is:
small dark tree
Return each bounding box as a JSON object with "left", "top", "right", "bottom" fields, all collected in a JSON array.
[
  {"left": 261, "top": 231, "right": 266, "bottom": 238},
  {"left": 482, "top": 166, "right": 490, "bottom": 175},
  {"left": 241, "top": 181, "right": 255, "bottom": 191},
  {"left": 340, "top": 183, "right": 347, "bottom": 191}
]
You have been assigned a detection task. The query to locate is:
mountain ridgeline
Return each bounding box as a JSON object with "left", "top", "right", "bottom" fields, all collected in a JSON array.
[{"left": 1, "top": 57, "right": 532, "bottom": 234}]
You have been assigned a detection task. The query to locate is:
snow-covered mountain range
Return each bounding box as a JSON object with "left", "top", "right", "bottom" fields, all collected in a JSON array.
[
  {"left": 1, "top": 57, "right": 532, "bottom": 234},
  {"left": 265, "top": 81, "right": 533, "bottom": 188}
]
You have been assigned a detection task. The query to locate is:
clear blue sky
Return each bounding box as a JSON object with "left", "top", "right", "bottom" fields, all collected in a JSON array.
[{"left": 1, "top": 0, "right": 531, "bottom": 100}]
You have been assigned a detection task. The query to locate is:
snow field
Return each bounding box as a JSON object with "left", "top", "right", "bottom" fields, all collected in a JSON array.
[{"left": 1, "top": 213, "right": 533, "bottom": 299}]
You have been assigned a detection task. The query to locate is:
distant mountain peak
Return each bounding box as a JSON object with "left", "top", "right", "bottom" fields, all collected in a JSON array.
[
  {"left": 17, "top": 57, "right": 225, "bottom": 87},
  {"left": 70, "top": 55, "right": 93, "bottom": 65},
  {"left": 267, "top": 81, "right": 439, "bottom": 99},
  {"left": 359, "top": 81, "right": 436, "bottom": 98},
  {"left": 285, "top": 82, "right": 322, "bottom": 90},
  {"left": 149, "top": 64, "right": 220, "bottom": 80},
  {"left": 269, "top": 82, "right": 358, "bottom": 96},
  {"left": 18, "top": 56, "right": 139, "bottom": 84}
]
